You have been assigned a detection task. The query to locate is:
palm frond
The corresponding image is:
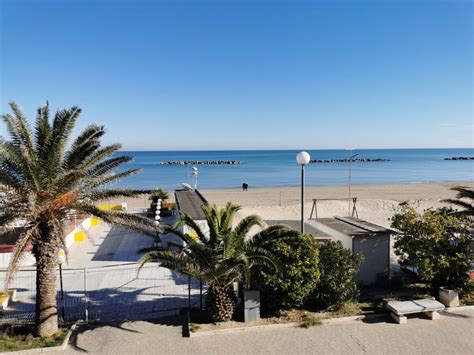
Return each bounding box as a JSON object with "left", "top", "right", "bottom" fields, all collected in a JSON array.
[
  {"left": 88, "top": 189, "right": 152, "bottom": 201},
  {"left": 233, "top": 214, "right": 263, "bottom": 240},
  {"left": 34, "top": 102, "right": 51, "bottom": 155},
  {"left": 84, "top": 169, "right": 141, "bottom": 190},
  {"left": 178, "top": 213, "right": 208, "bottom": 244},
  {"left": 4, "top": 102, "right": 35, "bottom": 157},
  {"left": 5, "top": 225, "right": 37, "bottom": 288},
  {"left": 442, "top": 186, "right": 474, "bottom": 216},
  {"left": 62, "top": 124, "right": 105, "bottom": 170},
  {"left": 81, "top": 145, "right": 123, "bottom": 172},
  {"left": 73, "top": 203, "right": 158, "bottom": 237}
]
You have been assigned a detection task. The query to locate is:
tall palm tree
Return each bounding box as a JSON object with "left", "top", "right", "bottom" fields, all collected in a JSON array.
[
  {"left": 0, "top": 102, "right": 157, "bottom": 337},
  {"left": 443, "top": 186, "right": 474, "bottom": 217},
  {"left": 140, "top": 202, "right": 299, "bottom": 322}
]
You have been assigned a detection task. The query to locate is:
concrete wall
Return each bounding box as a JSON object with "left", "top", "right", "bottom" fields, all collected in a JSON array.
[
  {"left": 353, "top": 233, "right": 390, "bottom": 285},
  {"left": 307, "top": 220, "right": 352, "bottom": 249},
  {"left": 0, "top": 217, "right": 94, "bottom": 268}
]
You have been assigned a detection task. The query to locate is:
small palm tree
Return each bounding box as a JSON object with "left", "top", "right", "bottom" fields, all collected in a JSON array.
[
  {"left": 443, "top": 186, "right": 474, "bottom": 217},
  {"left": 140, "top": 202, "right": 298, "bottom": 322},
  {"left": 0, "top": 102, "right": 157, "bottom": 337}
]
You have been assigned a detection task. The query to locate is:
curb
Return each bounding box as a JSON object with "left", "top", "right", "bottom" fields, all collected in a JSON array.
[
  {"left": 442, "top": 305, "right": 474, "bottom": 312},
  {"left": 189, "top": 313, "right": 384, "bottom": 337},
  {"left": 3, "top": 324, "right": 76, "bottom": 354},
  {"left": 189, "top": 321, "right": 299, "bottom": 337}
]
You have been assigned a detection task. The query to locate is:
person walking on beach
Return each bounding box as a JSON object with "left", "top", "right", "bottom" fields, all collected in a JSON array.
[{"left": 242, "top": 182, "right": 248, "bottom": 191}]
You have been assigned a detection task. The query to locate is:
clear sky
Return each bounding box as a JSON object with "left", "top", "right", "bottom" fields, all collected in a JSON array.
[{"left": 1, "top": 0, "right": 472, "bottom": 150}]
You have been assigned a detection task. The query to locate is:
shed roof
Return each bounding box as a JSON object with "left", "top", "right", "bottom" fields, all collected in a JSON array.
[
  {"left": 315, "top": 216, "right": 393, "bottom": 236},
  {"left": 174, "top": 189, "right": 208, "bottom": 220},
  {"left": 265, "top": 220, "right": 331, "bottom": 239}
]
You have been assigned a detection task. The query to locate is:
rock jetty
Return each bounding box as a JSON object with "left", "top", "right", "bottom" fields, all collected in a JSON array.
[
  {"left": 444, "top": 157, "right": 474, "bottom": 161},
  {"left": 160, "top": 160, "right": 243, "bottom": 165},
  {"left": 311, "top": 158, "right": 390, "bottom": 163}
]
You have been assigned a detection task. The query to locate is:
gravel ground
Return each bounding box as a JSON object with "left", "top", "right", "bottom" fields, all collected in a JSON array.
[{"left": 52, "top": 309, "right": 474, "bottom": 355}]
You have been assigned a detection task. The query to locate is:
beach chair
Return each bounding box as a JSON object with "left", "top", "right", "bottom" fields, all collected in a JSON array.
[{"left": 386, "top": 298, "right": 445, "bottom": 324}]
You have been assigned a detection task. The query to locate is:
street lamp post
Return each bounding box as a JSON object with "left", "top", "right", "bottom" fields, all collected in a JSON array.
[
  {"left": 296, "top": 151, "right": 311, "bottom": 234},
  {"left": 192, "top": 167, "right": 199, "bottom": 189},
  {"left": 57, "top": 249, "right": 66, "bottom": 322}
]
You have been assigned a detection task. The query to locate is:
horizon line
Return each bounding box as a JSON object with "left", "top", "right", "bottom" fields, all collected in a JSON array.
[{"left": 118, "top": 147, "right": 473, "bottom": 152}]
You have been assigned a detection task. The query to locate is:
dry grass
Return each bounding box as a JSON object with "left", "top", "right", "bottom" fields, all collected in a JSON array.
[{"left": 0, "top": 328, "right": 67, "bottom": 352}]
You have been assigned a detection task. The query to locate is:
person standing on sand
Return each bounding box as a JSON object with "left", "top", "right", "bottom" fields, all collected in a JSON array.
[{"left": 242, "top": 182, "right": 248, "bottom": 191}]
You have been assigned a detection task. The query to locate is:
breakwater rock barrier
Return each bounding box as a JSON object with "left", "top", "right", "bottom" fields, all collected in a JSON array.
[
  {"left": 160, "top": 160, "right": 243, "bottom": 165},
  {"left": 444, "top": 157, "right": 474, "bottom": 161},
  {"left": 311, "top": 158, "right": 390, "bottom": 163}
]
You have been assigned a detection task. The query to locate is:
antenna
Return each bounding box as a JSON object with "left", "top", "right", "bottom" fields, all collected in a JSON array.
[{"left": 346, "top": 148, "right": 358, "bottom": 216}]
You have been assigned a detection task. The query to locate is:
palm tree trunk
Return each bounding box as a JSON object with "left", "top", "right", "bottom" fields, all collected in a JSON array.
[
  {"left": 34, "top": 227, "right": 59, "bottom": 337},
  {"left": 206, "top": 285, "right": 236, "bottom": 322}
]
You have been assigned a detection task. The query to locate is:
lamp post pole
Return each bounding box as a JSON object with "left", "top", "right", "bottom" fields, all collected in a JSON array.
[
  {"left": 192, "top": 167, "right": 199, "bottom": 189},
  {"left": 301, "top": 164, "right": 305, "bottom": 233},
  {"left": 296, "top": 151, "right": 311, "bottom": 234},
  {"left": 57, "top": 249, "right": 66, "bottom": 322}
]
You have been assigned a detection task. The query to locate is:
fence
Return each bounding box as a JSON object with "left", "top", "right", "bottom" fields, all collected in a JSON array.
[{"left": 0, "top": 263, "right": 205, "bottom": 325}]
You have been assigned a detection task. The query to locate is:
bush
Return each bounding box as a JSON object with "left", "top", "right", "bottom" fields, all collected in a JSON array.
[
  {"left": 148, "top": 188, "right": 169, "bottom": 216},
  {"left": 252, "top": 234, "right": 320, "bottom": 313},
  {"left": 392, "top": 207, "right": 472, "bottom": 293},
  {"left": 149, "top": 188, "right": 169, "bottom": 203},
  {"left": 309, "top": 241, "right": 362, "bottom": 310}
]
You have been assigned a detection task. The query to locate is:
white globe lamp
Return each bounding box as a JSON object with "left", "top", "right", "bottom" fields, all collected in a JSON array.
[{"left": 296, "top": 151, "right": 311, "bottom": 165}]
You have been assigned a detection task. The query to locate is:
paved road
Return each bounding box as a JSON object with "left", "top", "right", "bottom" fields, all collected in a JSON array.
[{"left": 53, "top": 309, "right": 474, "bottom": 355}]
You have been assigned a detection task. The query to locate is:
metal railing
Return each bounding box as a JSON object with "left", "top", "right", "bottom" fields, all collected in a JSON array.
[{"left": 0, "top": 263, "right": 205, "bottom": 325}]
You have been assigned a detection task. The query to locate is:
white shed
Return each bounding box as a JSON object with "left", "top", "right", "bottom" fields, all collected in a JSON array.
[{"left": 307, "top": 216, "right": 393, "bottom": 285}]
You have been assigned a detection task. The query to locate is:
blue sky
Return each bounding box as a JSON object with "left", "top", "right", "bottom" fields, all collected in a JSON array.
[{"left": 1, "top": 0, "right": 472, "bottom": 150}]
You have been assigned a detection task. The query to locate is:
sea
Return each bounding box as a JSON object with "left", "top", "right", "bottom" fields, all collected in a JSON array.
[{"left": 113, "top": 148, "right": 474, "bottom": 190}]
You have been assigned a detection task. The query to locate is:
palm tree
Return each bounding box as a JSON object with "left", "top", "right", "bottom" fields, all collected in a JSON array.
[
  {"left": 443, "top": 186, "right": 474, "bottom": 217},
  {"left": 140, "top": 202, "right": 298, "bottom": 322},
  {"left": 0, "top": 102, "right": 157, "bottom": 337}
]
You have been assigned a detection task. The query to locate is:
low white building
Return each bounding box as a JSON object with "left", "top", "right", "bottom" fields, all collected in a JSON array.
[{"left": 307, "top": 216, "right": 393, "bottom": 285}]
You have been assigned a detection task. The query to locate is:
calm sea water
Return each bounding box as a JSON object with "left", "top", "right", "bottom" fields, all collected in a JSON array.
[{"left": 114, "top": 149, "right": 474, "bottom": 190}]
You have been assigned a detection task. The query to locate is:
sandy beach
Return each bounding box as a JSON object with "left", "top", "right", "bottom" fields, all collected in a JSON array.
[{"left": 108, "top": 181, "right": 474, "bottom": 228}]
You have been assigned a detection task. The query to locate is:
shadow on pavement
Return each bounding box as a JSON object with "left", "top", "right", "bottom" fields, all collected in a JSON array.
[
  {"left": 68, "top": 314, "right": 187, "bottom": 353},
  {"left": 440, "top": 310, "right": 473, "bottom": 319}
]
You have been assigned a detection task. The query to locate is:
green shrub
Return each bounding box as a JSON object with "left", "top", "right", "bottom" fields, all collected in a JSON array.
[
  {"left": 148, "top": 188, "right": 169, "bottom": 215},
  {"left": 252, "top": 234, "right": 320, "bottom": 313},
  {"left": 392, "top": 207, "right": 472, "bottom": 293},
  {"left": 149, "top": 188, "right": 169, "bottom": 203},
  {"left": 309, "top": 240, "right": 362, "bottom": 310}
]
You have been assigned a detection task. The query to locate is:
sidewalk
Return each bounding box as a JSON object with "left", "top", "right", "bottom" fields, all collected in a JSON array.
[{"left": 57, "top": 308, "right": 474, "bottom": 355}]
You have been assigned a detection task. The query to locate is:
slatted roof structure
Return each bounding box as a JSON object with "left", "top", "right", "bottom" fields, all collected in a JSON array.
[
  {"left": 174, "top": 188, "right": 208, "bottom": 220},
  {"left": 314, "top": 216, "right": 394, "bottom": 237}
]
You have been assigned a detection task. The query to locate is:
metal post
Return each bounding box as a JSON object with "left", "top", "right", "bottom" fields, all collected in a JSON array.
[
  {"left": 348, "top": 149, "right": 352, "bottom": 216},
  {"left": 188, "top": 275, "right": 191, "bottom": 311},
  {"left": 59, "top": 264, "right": 65, "bottom": 322},
  {"left": 200, "top": 279, "right": 203, "bottom": 310},
  {"left": 301, "top": 165, "right": 305, "bottom": 234},
  {"left": 83, "top": 267, "right": 88, "bottom": 323}
]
